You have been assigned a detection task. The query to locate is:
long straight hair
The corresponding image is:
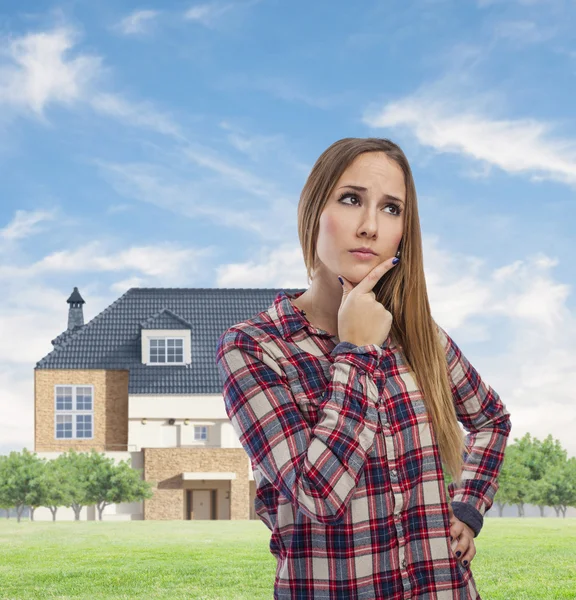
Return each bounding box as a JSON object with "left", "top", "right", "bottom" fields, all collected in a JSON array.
[{"left": 297, "top": 137, "right": 467, "bottom": 484}]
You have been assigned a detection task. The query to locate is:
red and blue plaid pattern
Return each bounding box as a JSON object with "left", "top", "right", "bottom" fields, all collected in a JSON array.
[{"left": 216, "top": 290, "right": 511, "bottom": 599}]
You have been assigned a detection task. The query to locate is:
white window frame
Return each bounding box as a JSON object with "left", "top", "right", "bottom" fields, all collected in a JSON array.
[
  {"left": 54, "top": 385, "right": 94, "bottom": 440},
  {"left": 148, "top": 337, "right": 185, "bottom": 365},
  {"left": 194, "top": 425, "right": 208, "bottom": 442}
]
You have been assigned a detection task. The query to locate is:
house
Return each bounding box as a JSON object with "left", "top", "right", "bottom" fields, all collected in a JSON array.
[{"left": 33, "top": 285, "right": 303, "bottom": 521}]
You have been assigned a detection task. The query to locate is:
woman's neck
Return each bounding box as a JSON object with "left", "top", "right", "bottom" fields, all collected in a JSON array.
[{"left": 291, "top": 284, "right": 341, "bottom": 338}]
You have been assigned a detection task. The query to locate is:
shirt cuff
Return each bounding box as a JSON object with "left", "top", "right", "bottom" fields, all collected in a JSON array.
[
  {"left": 451, "top": 501, "right": 484, "bottom": 537},
  {"left": 330, "top": 341, "right": 384, "bottom": 377}
]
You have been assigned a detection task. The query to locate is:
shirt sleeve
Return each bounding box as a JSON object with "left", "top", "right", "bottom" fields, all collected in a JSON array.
[
  {"left": 436, "top": 324, "right": 512, "bottom": 537},
  {"left": 216, "top": 328, "right": 391, "bottom": 525}
]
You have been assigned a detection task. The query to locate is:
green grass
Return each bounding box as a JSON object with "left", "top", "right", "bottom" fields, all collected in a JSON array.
[{"left": 0, "top": 518, "right": 574, "bottom": 599}]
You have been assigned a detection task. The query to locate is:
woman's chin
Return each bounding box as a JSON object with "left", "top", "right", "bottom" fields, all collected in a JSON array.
[{"left": 345, "top": 264, "right": 372, "bottom": 283}]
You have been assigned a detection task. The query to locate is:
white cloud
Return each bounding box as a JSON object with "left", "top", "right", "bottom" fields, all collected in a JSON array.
[
  {"left": 184, "top": 0, "right": 266, "bottom": 28},
  {"left": 0, "top": 366, "right": 36, "bottom": 451},
  {"left": 96, "top": 159, "right": 297, "bottom": 242},
  {"left": 183, "top": 146, "right": 278, "bottom": 198},
  {"left": 218, "top": 121, "right": 310, "bottom": 174},
  {"left": 184, "top": 3, "right": 235, "bottom": 26},
  {"left": 0, "top": 209, "right": 57, "bottom": 241},
  {"left": 423, "top": 239, "right": 576, "bottom": 453},
  {"left": 115, "top": 10, "right": 160, "bottom": 35},
  {"left": 216, "top": 244, "right": 307, "bottom": 288},
  {"left": 219, "top": 121, "right": 283, "bottom": 161},
  {"left": 90, "top": 93, "right": 184, "bottom": 138},
  {"left": 0, "top": 27, "right": 101, "bottom": 116},
  {"left": 493, "top": 20, "right": 555, "bottom": 45},
  {"left": 110, "top": 276, "right": 147, "bottom": 294},
  {"left": 0, "top": 240, "right": 215, "bottom": 285},
  {"left": 0, "top": 26, "right": 183, "bottom": 138},
  {"left": 364, "top": 90, "right": 576, "bottom": 187}
]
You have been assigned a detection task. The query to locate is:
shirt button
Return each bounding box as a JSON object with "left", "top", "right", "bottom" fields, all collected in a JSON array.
[
  {"left": 390, "top": 469, "right": 397, "bottom": 478},
  {"left": 383, "top": 421, "right": 390, "bottom": 428},
  {"left": 401, "top": 558, "right": 407, "bottom": 568}
]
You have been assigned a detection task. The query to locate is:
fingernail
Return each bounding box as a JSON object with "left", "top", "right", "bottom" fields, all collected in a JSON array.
[
  {"left": 337, "top": 276, "right": 344, "bottom": 286},
  {"left": 392, "top": 257, "right": 399, "bottom": 264},
  {"left": 463, "top": 560, "right": 468, "bottom": 566},
  {"left": 456, "top": 551, "right": 461, "bottom": 558}
]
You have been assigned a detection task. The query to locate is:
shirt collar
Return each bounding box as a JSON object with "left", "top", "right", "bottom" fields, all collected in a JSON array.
[
  {"left": 270, "top": 289, "right": 335, "bottom": 341},
  {"left": 270, "top": 289, "right": 397, "bottom": 349}
]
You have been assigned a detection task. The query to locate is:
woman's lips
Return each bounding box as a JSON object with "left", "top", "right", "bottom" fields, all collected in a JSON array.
[{"left": 349, "top": 251, "right": 376, "bottom": 260}]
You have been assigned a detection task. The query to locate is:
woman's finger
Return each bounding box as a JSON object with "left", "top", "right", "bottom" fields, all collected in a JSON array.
[
  {"left": 460, "top": 541, "right": 476, "bottom": 567},
  {"left": 449, "top": 520, "right": 464, "bottom": 540},
  {"left": 453, "top": 534, "right": 470, "bottom": 562},
  {"left": 350, "top": 256, "right": 399, "bottom": 296}
]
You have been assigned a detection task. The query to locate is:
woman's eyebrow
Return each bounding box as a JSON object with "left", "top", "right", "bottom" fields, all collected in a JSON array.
[{"left": 337, "top": 184, "right": 405, "bottom": 206}]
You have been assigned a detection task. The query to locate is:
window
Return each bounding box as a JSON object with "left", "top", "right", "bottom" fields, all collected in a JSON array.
[
  {"left": 55, "top": 385, "right": 93, "bottom": 439},
  {"left": 194, "top": 425, "right": 208, "bottom": 441},
  {"left": 150, "top": 338, "right": 184, "bottom": 364}
]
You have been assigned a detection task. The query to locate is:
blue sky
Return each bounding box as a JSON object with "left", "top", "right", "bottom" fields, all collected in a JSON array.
[{"left": 1, "top": 0, "right": 575, "bottom": 458}]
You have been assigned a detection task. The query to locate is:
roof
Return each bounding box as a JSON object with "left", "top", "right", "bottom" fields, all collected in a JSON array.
[{"left": 36, "top": 287, "right": 305, "bottom": 394}]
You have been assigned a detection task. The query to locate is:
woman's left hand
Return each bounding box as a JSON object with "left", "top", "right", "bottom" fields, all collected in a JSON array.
[{"left": 448, "top": 504, "right": 476, "bottom": 567}]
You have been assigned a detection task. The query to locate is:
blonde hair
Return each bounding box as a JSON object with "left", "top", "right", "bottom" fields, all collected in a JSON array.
[{"left": 297, "top": 137, "right": 467, "bottom": 485}]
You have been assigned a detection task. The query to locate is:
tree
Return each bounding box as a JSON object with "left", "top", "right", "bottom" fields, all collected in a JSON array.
[
  {"left": 0, "top": 449, "right": 44, "bottom": 522},
  {"left": 0, "top": 455, "right": 13, "bottom": 519},
  {"left": 39, "top": 457, "right": 77, "bottom": 522},
  {"left": 25, "top": 456, "right": 51, "bottom": 521},
  {"left": 0, "top": 449, "right": 155, "bottom": 522},
  {"left": 524, "top": 434, "right": 567, "bottom": 516},
  {"left": 493, "top": 444, "right": 531, "bottom": 517},
  {"left": 57, "top": 449, "right": 94, "bottom": 520},
  {"left": 539, "top": 458, "right": 576, "bottom": 518},
  {"left": 83, "top": 452, "right": 154, "bottom": 520}
]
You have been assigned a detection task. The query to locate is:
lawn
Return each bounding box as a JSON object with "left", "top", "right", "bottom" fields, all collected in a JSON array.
[{"left": 0, "top": 518, "right": 574, "bottom": 599}]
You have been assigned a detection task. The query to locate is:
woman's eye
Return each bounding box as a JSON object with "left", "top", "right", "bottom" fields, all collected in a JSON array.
[
  {"left": 385, "top": 204, "right": 402, "bottom": 216},
  {"left": 339, "top": 193, "right": 359, "bottom": 205},
  {"left": 339, "top": 194, "right": 402, "bottom": 216}
]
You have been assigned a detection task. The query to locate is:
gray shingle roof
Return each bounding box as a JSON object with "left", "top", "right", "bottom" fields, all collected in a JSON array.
[{"left": 36, "top": 287, "right": 305, "bottom": 394}]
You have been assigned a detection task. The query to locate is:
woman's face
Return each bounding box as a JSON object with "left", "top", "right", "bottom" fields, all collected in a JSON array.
[{"left": 315, "top": 151, "right": 406, "bottom": 283}]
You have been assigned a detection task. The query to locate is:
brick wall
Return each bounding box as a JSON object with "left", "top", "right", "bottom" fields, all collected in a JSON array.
[
  {"left": 143, "top": 447, "right": 250, "bottom": 520},
  {"left": 34, "top": 369, "right": 129, "bottom": 452}
]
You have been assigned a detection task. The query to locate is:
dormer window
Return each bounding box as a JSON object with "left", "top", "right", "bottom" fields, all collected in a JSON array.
[
  {"left": 150, "top": 338, "right": 184, "bottom": 363},
  {"left": 140, "top": 308, "right": 192, "bottom": 366}
]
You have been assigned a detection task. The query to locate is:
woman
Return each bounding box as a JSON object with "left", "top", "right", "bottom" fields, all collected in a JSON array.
[{"left": 216, "top": 138, "right": 511, "bottom": 599}]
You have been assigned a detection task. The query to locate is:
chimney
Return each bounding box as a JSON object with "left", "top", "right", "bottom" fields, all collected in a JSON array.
[{"left": 66, "top": 287, "right": 85, "bottom": 331}]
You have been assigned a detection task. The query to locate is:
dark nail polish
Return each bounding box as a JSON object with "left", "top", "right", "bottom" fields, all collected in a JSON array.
[
  {"left": 456, "top": 551, "right": 461, "bottom": 558},
  {"left": 392, "top": 257, "right": 399, "bottom": 264},
  {"left": 463, "top": 560, "right": 468, "bottom": 566},
  {"left": 338, "top": 276, "right": 344, "bottom": 286}
]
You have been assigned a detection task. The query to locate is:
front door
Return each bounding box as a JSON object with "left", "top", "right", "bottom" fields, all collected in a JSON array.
[{"left": 186, "top": 489, "right": 217, "bottom": 520}]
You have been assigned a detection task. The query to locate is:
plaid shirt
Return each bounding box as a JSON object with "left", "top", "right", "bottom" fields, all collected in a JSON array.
[{"left": 216, "top": 290, "right": 511, "bottom": 600}]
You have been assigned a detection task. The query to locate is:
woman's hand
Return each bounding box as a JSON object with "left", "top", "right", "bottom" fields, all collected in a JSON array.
[
  {"left": 448, "top": 504, "right": 476, "bottom": 567},
  {"left": 338, "top": 256, "right": 399, "bottom": 347}
]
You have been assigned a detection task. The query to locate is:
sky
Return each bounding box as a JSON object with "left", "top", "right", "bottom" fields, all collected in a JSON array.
[{"left": 0, "top": 0, "right": 575, "bottom": 460}]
